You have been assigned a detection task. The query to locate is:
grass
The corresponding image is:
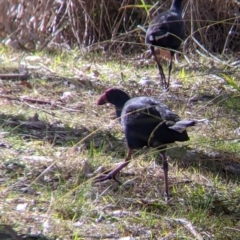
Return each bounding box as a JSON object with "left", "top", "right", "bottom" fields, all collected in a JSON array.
[{"left": 0, "top": 44, "right": 240, "bottom": 239}]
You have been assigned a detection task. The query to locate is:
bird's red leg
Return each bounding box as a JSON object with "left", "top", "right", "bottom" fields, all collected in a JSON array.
[
  {"left": 150, "top": 46, "right": 167, "bottom": 88},
  {"left": 94, "top": 149, "right": 132, "bottom": 185},
  {"left": 161, "top": 151, "right": 169, "bottom": 203}
]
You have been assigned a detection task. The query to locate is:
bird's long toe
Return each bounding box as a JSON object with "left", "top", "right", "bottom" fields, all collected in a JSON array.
[{"left": 94, "top": 170, "right": 122, "bottom": 185}]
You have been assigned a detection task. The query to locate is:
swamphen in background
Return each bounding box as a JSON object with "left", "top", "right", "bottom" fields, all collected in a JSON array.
[
  {"left": 145, "top": 0, "right": 185, "bottom": 89},
  {"left": 96, "top": 88, "right": 195, "bottom": 202}
]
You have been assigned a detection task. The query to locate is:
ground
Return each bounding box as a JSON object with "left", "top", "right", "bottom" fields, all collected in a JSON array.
[{"left": 0, "top": 46, "right": 240, "bottom": 239}]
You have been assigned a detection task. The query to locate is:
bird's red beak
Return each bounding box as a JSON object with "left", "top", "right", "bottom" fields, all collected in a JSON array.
[{"left": 97, "top": 94, "right": 107, "bottom": 105}]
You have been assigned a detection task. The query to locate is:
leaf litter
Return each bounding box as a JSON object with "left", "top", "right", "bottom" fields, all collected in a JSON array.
[{"left": 0, "top": 51, "right": 240, "bottom": 239}]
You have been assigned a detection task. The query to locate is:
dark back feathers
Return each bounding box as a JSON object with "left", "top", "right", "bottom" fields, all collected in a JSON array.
[
  {"left": 145, "top": 0, "right": 185, "bottom": 51},
  {"left": 98, "top": 88, "right": 194, "bottom": 151}
]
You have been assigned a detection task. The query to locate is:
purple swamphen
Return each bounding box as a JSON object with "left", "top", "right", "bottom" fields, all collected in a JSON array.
[
  {"left": 145, "top": 0, "right": 185, "bottom": 89},
  {"left": 96, "top": 88, "right": 195, "bottom": 202}
]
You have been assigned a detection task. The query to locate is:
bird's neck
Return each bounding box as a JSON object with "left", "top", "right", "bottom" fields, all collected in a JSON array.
[
  {"left": 113, "top": 95, "right": 130, "bottom": 118},
  {"left": 115, "top": 107, "right": 123, "bottom": 118},
  {"left": 170, "top": 0, "right": 183, "bottom": 13}
]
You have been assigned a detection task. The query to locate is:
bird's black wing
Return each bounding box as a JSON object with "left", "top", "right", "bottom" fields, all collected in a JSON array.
[
  {"left": 121, "top": 96, "right": 191, "bottom": 147},
  {"left": 141, "top": 97, "right": 180, "bottom": 122},
  {"left": 122, "top": 97, "right": 180, "bottom": 124},
  {"left": 146, "top": 10, "right": 184, "bottom": 48},
  {"left": 146, "top": 11, "right": 171, "bottom": 44}
]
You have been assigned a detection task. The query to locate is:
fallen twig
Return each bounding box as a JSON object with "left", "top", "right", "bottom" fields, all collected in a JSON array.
[
  {"left": 0, "top": 94, "right": 63, "bottom": 107},
  {"left": 20, "top": 96, "right": 55, "bottom": 105},
  {"left": 166, "top": 217, "right": 204, "bottom": 240},
  {"left": 0, "top": 73, "right": 30, "bottom": 81}
]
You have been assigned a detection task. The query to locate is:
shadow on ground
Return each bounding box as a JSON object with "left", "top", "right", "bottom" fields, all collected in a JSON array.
[
  {"left": 0, "top": 112, "right": 123, "bottom": 151},
  {"left": 0, "top": 225, "right": 52, "bottom": 240}
]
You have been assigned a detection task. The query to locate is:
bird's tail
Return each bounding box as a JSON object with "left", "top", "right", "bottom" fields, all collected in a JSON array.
[
  {"left": 168, "top": 120, "right": 196, "bottom": 133},
  {"left": 169, "top": 118, "right": 209, "bottom": 133}
]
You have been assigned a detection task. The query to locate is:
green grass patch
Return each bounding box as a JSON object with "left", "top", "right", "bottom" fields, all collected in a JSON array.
[{"left": 0, "top": 46, "right": 240, "bottom": 239}]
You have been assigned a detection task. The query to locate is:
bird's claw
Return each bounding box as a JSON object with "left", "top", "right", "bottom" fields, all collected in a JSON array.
[
  {"left": 164, "top": 193, "right": 169, "bottom": 204},
  {"left": 94, "top": 172, "right": 122, "bottom": 185}
]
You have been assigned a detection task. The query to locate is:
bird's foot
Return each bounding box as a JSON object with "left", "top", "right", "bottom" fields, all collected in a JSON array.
[
  {"left": 163, "top": 85, "right": 169, "bottom": 92},
  {"left": 159, "top": 76, "right": 169, "bottom": 91},
  {"left": 164, "top": 193, "right": 169, "bottom": 204},
  {"left": 162, "top": 78, "right": 170, "bottom": 90},
  {"left": 94, "top": 156, "right": 131, "bottom": 186},
  {"left": 165, "top": 76, "right": 170, "bottom": 90},
  {"left": 94, "top": 170, "right": 122, "bottom": 185},
  {"left": 94, "top": 161, "right": 130, "bottom": 185}
]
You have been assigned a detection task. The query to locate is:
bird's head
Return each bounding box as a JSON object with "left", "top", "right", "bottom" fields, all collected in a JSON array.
[
  {"left": 97, "top": 88, "right": 130, "bottom": 118},
  {"left": 97, "top": 88, "right": 130, "bottom": 106}
]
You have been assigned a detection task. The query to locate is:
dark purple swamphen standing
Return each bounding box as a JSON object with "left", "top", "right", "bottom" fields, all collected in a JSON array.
[
  {"left": 145, "top": 0, "right": 185, "bottom": 89},
  {"left": 96, "top": 88, "right": 195, "bottom": 202}
]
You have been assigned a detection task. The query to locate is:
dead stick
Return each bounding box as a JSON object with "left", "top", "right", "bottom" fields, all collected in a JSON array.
[
  {"left": 0, "top": 73, "right": 29, "bottom": 81},
  {"left": 166, "top": 218, "right": 204, "bottom": 240},
  {"left": 175, "top": 218, "right": 203, "bottom": 240}
]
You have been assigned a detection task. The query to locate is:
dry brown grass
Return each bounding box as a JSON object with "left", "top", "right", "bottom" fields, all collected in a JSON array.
[{"left": 1, "top": 0, "right": 240, "bottom": 58}]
